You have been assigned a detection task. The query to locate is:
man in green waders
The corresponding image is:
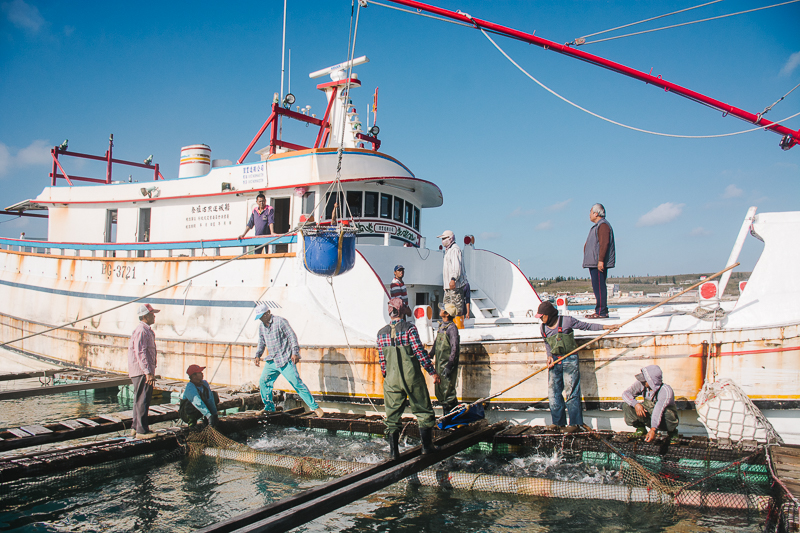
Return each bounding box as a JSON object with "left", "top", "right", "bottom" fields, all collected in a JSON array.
[
  {"left": 433, "top": 302, "right": 460, "bottom": 415},
  {"left": 377, "top": 298, "right": 441, "bottom": 460}
]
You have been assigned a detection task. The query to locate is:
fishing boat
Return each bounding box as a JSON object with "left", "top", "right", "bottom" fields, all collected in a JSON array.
[{"left": 1, "top": 2, "right": 798, "bottom": 445}]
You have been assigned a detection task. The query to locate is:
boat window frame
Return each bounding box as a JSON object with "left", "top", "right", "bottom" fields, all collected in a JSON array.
[
  {"left": 413, "top": 207, "right": 420, "bottom": 231},
  {"left": 364, "top": 191, "right": 379, "bottom": 218},
  {"left": 404, "top": 202, "right": 413, "bottom": 226},
  {"left": 325, "top": 192, "right": 344, "bottom": 220},
  {"left": 346, "top": 191, "right": 363, "bottom": 218},
  {"left": 379, "top": 193, "right": 392, "bottom": 219},
  {"left": 393, "top": 197, "right": 403, "bottom": 223},
  {"left": 302, "top": 191, "right": 316, "bottom": 217}
]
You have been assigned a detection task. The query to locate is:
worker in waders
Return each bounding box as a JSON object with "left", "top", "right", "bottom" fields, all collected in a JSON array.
[
  {"left": 433, "top": 302, "right": 460, "bottom": 415},
  {"left": 377, "top": 298, "right": 441, "bottom": 460}
]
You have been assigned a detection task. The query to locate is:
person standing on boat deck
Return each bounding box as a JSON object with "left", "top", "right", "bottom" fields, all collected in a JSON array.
[
  {"left": 128, "top": 303, "right": 159, "bottom": 439},
  {"left": 389, "top": 265, "right": 412, "bottom": 319},
  {"left": 536, "top": 301, "right": 618, "bottom": 433},
  {"left": 239, "top": 192, "right": 275, "bottom": 253},
  {"left": 253, "top": 303, "right": 324, "bottom": 418},
  {"left": 583, "top": 203, "right": 615, "bottom": 319},
  {"left": 378, "top": 298, "right": 441, "bottom": 459},
  {"left": 438, "top": 230, "right": 470, "bottom": 324},
  {"left": 622, "top": 365, "right": 680, "bottom": 444},
  {"left": 180, "top": 364, "right": 219, "bottom": 428},
  {"left": 433, "top": 302, "right": 460, "bottom": 415}
]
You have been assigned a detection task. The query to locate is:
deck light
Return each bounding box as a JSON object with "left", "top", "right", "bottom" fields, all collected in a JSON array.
[
  {"left": 58, "top": 139, "right": 68, "bottom": 151},
  {"left": 377, "top": 180, "right": 415, "bottom": 193},
  {"left": 283, "top": 93, "right": 295, "bottom": 108},
  {"left": 140, "top": 186, "right": 160, "bottom": 198},
  {"left": 143, "top": 155, "right": 153, "bottom": 166},
  {"left": 369, "top": 125, "right": 380, "bottom": 136}
]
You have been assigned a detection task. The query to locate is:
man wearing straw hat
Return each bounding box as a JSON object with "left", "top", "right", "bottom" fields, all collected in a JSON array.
[
  {"left": 128, "top": 303, "right": 160, "bottom": 439},
  {"left": 378, "top": 298, "right": 441, "bottom": 459},
  {"left": 253, "top": 303, "right": 324, "bottom": 418}
]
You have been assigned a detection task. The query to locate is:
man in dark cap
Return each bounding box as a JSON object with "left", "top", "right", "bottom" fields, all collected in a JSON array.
[
  {"left": 389, "top": 265, "right": 412, "bottom": 319},
  {"left": 377, "top": 297, "right": 441, "bottom": 460},
  {"left": 536, "top": 301, "right": 618, "bottom": 432}
]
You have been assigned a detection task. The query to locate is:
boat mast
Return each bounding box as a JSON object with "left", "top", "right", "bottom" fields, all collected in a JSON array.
[{"left": 384, "top": 0, "right": 798, "bottom": 150}]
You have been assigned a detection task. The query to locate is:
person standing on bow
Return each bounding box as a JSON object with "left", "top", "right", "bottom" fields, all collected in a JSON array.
[
  {"left": 253, "top": 303, "right": 324, "bottom": 418},
  {"left": 583, "top": 203, "right": 615, "bottom": 318},
  {"left": 622, "top": 365, "right": 680, "bottom": 444},
  {"left": 180, "top": 364, "right": 220, "bottom": 428},
  {"left": 389, "top": 265, "right": 412, "bottom": 319},
  {"left": 378, "top": 298, "right": 441, "bottom": 460},
  {"left": 438, "top": 230, "right": 469, "bottom": 326},
  {"left": 433, "top": 302, "right": 460, "bottom": 415},
  {"left": 536, "top": 301, "right": 618, "bottom": 433},
  {"left": 128, "top": 303, "right": 160, "bottom": 439},
  {"left": 239, "top": 192, "right": 275, "bottom": 253}
]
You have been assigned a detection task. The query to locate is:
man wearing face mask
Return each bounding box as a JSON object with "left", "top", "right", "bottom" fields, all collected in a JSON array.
[{"left": 438, "top": 230, "right": 469, "bottom": 326}]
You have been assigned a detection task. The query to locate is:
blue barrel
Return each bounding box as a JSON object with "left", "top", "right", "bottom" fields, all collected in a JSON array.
[{"left": 302, "top": 228, "right": 357, "bottom": 276}]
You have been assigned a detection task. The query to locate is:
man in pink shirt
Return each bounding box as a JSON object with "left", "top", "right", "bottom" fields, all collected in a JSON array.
[{"left": 128, "top": 303, "right": 159, "bottom": 439}]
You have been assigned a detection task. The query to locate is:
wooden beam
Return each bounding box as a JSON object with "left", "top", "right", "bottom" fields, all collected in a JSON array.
[
  {"left": 0, "top": 377, "right": 132, "bottom": 400},
  {"left": 0, "top": 369, "right": 62, "bottom": 381}
]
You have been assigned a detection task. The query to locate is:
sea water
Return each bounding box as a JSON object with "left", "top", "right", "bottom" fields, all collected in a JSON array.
[{"left": 0, "top": 350, "right": 764, "bottom": 532}]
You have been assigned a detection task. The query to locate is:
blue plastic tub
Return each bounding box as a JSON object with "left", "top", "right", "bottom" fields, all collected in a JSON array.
[{"left": 302, "top": 227, "right": 357, "bottom": 276}]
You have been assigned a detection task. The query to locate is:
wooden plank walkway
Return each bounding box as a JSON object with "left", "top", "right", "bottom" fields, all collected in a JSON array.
[
  {"left": 771, "top": 444, "right": 800, "bottom": 500},
  {"left": 0, "top": 369, "right": 64, "bottom": 381},
  {"left": 0, "top": 377, "right": 132, "bottom": 400}
]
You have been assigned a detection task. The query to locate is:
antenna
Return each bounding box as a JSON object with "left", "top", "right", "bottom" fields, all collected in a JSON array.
[
  {"left": 288, "top": 48, "right": 291, "bottom": 95},
  {"left": 280, "top": 0, "right": 287, "bottom": 100},
  {"left": 309, "top": 56, "right": 369, "bottom": 79}
]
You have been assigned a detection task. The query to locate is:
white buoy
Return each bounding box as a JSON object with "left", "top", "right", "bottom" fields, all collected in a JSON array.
[{"left": 179, "top": 144, "right": 211, "bottom": 178}]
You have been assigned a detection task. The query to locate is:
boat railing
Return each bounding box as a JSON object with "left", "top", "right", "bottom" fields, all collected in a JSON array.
[{"left": 0, "top": 235, "right": 296, "bottom": 258}]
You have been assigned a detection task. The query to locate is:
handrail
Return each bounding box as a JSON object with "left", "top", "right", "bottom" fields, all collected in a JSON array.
[{"left": 0, "top": 235, "right": 296, "bottom": 252}]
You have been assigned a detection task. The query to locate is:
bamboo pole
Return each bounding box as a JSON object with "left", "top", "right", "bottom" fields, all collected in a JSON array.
[{"left": 441, "top": 262, "right": 739, "bottom": 421}]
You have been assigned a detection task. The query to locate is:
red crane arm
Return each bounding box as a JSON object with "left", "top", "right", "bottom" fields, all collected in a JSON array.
[{"left": 386, "top": 0, "right": 798, "bottom": 150}]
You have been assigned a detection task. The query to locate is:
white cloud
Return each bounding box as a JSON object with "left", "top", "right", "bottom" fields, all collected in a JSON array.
[
  {"left": 723, "top": 184, "right": 743, "bottom": 199},
  {"left": 690, "top": 227, "right": 711, "bottom": 236},
  {"left": 63, "top": 25, "right": 74, "bottom": 37},
  {"left": 535, "top": 220, "right": 552, "bottom": 231},
  {"left": 780, "top": 51, "right": 800, "bottom": 77},
  {"left": 0, "top": 139, "right": 52, "bottom": 179},
  {"left": 478, "top": 231, "right": 501, "bottom": 241},
  {"left": 2, "top": 0, "right": 45, "bottom": 33},
  {"left": 636, "top": 202, "right": 684, "bottom": 227},
  {"left": 548, "top": 199, "right": 572, "bottom": 212}
]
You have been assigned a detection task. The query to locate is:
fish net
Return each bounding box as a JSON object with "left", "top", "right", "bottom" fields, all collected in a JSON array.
[{"left": 187, "top": 424, "right": 775, "bottom": 514}]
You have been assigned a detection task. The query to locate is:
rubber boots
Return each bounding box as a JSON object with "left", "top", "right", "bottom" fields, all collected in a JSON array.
[
  {"left": 387, "top": 431, "right": 400, "bottom": 460},
  {"left": 420, "top": 427, "right": 438, "bottom": 455}
]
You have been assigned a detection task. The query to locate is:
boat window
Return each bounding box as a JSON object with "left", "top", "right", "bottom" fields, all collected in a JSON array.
[
  {"left": 380, "top": 193, "right": 392, "bottom": 219},
  {"left": 404, "top": 202, "right": 413, "bottom": 226},
  {"left": 302, "top": 191, "right": 316, "bottom": 216},
  {"left": 346, "top": 191, "right": 363, "bottom": 218},
  {"left": 413, "top": 207, "right": 420, "bottom": 231},
  {"left": 393, "top": 197, "right": 403, "bottom": 223},
  {"left": 137, "top": 208, "right": 151, "bottom": 258},
  {"left": 325, "top": 192, "right": 344, "bottom": 220},
  {"left": 364, "top": 192, "right": 378, "bottom": 217}
]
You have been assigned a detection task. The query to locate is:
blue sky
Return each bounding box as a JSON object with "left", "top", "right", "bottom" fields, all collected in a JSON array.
[{"left": 1, "top": 0, "right": 798, "bottom": 278}]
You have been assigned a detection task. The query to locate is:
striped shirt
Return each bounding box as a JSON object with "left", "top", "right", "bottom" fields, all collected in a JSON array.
[
  {"left": 389, "top": 277, "right": 408, "bottom": 305},
  {"left": 255, "top": 315, "right": 300, "bottom": 368},
  {"left": 376, "top": 319, "right": 436, "bottom": 376},
  {"left": 128, "top": 321, "right": 157, "bottom": 377}
]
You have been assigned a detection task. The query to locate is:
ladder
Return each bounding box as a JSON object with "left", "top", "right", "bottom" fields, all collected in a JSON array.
[{"left": 470, "top": 287, "right": 500, "bottom": 319}]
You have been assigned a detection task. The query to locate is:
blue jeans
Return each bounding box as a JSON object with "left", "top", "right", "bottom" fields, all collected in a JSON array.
[
  {"left": 259, "top": 359, "right": 319, "bottom": 411},
  {"left": 548, "top": 353, "right": 584, "bottom": 426},
  {"left": 589, "top": 267, "right": 608, "bottom": 316}
]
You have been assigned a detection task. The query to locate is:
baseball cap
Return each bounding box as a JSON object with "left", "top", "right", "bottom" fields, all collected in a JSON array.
[
  {"left": 438, "top": 302, "right": 457, "bottom": 316},
  {"left": 437, "top": 230, "right": 455, "bottom": 239},
  {"left": 534, "top": 301, "right": 557, "bottom": 318},
  {"left": 186, "top": 364, "right": 206, "bottom": 376},
  {"left": 394, "top": 265, "right": 404, "bottom": 272},
  {"left": 254, "top": 303, "right": 271, "bottom": 321},
  {"left": 137, "top": 303, "right": 160, "bottom": 317}
]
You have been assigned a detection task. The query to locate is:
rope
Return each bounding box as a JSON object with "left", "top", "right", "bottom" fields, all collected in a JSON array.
[
  {"left": 573, "top": 0, "right": 725, "bottom": 44},
  {"left": 576, "top": 0, "right": 800, "bottom": 46},
  {"left": 0, "top": 230, "right": 296, "bottom": 349},
  {"left": 762, "top": 80, "right": 800, "bottom": 116},
  {"left": 478, "top": 28, "right": 800, "bottom": 139},
  {"left": 366, "top": 0, "right": 475, "bottom": 28}
]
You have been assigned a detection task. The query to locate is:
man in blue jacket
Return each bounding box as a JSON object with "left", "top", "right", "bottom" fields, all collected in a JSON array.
[
  {"left": 180, "top": 364, "right": 219, "bottom": 428},
  {"left": 622, "top": 365, "right": 680, "bottom": 443}
]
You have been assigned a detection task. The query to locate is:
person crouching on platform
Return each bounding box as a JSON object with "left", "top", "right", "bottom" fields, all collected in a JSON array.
[
  {"left": 378, "top": 297, "right": 441, "bottom": 460},
  {"left": 622, "top": 365, "right": 680, "bottom": 444},
  {"left": 433, "top": 302, "right": 460, "bottom": 415},
  {"left": 253, "top": 303, "right": 324, "bottom": 418},
  {"left": 536, "top": 301, "right": 618, "bottom": 433},
  {"left": 180, "top": 364, "right": 219, "bottom": 428}
]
